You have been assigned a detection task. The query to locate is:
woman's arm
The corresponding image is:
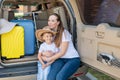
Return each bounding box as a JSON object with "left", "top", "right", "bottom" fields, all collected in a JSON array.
[
  {"left": 42, "top": 51, "right": 54, "bottom": 57},
  {"left": 46, "top": 41, "right": 69, "bottom": 62}
]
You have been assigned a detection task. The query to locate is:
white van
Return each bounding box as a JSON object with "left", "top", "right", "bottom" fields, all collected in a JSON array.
[{"left": 0, "top": 0, "right": 120, "bottom": 80}]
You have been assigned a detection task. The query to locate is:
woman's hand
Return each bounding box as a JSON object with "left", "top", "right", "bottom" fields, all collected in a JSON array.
[
  {"left": 42, "top": 56, "right": 48, "bottom": 61},
  {"left": 43, "top": 51, "right": 54, "bottom": 57},
  {"left": 46, "top": 59, "right": 55, "bottom": 66},
  {"left": 42, "top": 51, "right": 54, "bottom": 61},
  {"left": 42, "top": 56, "right": 54, "bottom": 62}
]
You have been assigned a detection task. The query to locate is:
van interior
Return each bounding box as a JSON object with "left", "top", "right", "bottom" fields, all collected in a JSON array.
[
  {"left": 0, "top": 0, "right": 71, "bottom": 67},
  {"left": 1, "top": 0, "right": 120, "bottom": 69}
]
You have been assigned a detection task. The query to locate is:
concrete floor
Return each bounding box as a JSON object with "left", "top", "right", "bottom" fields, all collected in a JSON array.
[{"left": 0, "top": 72, "right": 97, "bottom": 80}]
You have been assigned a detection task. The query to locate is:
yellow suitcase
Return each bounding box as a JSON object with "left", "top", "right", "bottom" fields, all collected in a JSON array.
[{"left": 1, "top": 26, "right": 24, "bottom": 59}]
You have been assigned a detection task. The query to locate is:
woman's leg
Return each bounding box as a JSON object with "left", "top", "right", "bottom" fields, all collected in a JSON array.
[
  {"left": 47, "top": 59, "right": 64, "bottom": 80},
  {"left": 56, "top": 58, "right": 81, "bottom": 80}
]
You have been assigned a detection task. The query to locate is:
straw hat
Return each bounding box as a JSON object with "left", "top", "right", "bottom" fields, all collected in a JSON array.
[
  {"left": 0, "top": 18, "right": 17, "bottom": 34},
  {"left": 35, "top": 27, "right": 56, "bottom": 42}
]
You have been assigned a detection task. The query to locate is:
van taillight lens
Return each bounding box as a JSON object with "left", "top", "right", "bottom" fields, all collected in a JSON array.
[{"left": 73, "top": 72, "right": 84, "bottom": 77}]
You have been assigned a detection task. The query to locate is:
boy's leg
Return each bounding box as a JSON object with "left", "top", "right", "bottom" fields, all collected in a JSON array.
[
  {"left": 43, "top": 65, "right": 51, "bottom": 80},
  {"left": 37, "top": 61, "right": 44, "bottom": 80}
]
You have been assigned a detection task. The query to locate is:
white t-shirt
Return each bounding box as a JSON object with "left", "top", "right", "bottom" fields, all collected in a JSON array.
[
  {"left": 60, "top": 29, "right": 79, "bottom": 58},
  {"left": 39, "top": 42, "right": 59, "bottom": 54}
]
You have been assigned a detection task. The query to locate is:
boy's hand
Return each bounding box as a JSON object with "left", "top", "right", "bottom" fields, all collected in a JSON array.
[{"left": 42, "top": 64, "right": 47, "bottom": 69}]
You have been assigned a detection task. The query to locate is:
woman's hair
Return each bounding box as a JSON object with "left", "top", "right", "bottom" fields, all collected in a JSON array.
[{"left": 50, "top": 13, "right": 64, "bottom": 47}]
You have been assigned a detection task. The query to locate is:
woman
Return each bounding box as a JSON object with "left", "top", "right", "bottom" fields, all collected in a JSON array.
[{"left": 42, "top": 13, "right": 81, "bottom": 80}]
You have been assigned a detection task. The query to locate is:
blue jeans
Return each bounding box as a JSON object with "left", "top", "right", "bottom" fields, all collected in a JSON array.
[{"left": 47, "top": 57, "right": 81, "bottom": 80}]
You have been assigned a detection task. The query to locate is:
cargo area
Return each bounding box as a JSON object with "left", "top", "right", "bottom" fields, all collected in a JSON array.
[{"left": 0, "top": 0, "right": 70, "bottom": 67}]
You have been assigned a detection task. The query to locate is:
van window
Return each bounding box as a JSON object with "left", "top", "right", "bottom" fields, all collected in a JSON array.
[{"left": 76, "top": 0, "right": 120, "bottom": 27}]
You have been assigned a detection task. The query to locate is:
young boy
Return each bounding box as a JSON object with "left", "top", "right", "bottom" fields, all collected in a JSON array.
[{"left": 35, "top": 27, "right": 59, "bottom": 80}]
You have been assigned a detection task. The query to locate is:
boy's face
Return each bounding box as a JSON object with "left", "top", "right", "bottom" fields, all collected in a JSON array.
[{"left": 42, "top": 32, "right": 53, "bottom": 44}]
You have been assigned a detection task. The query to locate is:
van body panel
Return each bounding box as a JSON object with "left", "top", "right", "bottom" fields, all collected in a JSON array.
[{"left": 69, "top": 0, "right": 120, "bottom": 79}]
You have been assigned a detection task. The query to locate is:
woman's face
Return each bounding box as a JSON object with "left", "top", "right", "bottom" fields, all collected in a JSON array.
[{"left": 48, "top": 15, "right": 60, "bottom": 30}]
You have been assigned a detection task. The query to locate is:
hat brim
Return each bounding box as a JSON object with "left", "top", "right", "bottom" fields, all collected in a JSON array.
[{"left": 35, "top": 29, "right": 56, "bottom": 42}]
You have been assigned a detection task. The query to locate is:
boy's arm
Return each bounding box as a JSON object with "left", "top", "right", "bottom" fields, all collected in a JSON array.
[{"left": 38, "top": 52, "right": 45, "bottom": 65}]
